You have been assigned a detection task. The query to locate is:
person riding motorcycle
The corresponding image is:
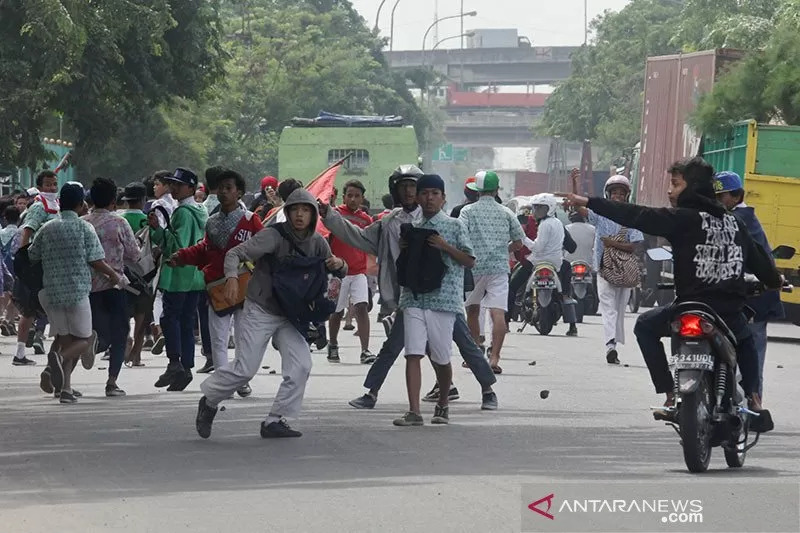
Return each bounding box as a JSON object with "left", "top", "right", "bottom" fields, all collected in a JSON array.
[
  {"left": 526, "top": 194, "right": 564, "bottom": 276},
  {"left": 561, "top": 157, "right": 781, "bottom": 429}
]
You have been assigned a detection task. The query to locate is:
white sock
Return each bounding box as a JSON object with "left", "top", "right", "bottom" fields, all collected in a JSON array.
[
  {"left": 16, "top": 342, "right": 25, "bottom": 359},
  {"left": 265, "top": 414, "right": 281, "bottom": 425}
]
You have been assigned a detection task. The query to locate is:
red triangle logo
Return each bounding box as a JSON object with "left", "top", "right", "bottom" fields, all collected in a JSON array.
[{"left": 528, "top": 493, "right": 555, "bottom": 520}]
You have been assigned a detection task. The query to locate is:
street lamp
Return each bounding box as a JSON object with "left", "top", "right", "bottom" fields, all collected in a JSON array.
[
  {"left": 432, "top": 32, "right": 475, "bottom": 51},
  {"left": 374, "top": 0, "right": 388, "bottom": 33},
  {"left": 421, "top": 11, "right": 477, "bottom": 54},
  {"left": 389, "top": 0, "right": 402, "bottom": 52}
]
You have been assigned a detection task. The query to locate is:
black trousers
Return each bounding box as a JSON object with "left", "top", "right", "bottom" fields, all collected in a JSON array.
[{"left": 634, "top": 305, "right": 758, "bottom": 396}]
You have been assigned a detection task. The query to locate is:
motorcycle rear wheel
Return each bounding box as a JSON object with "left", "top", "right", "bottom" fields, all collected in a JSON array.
[{"left": 679, "top": 378, "right": 714, "bottom": 473}]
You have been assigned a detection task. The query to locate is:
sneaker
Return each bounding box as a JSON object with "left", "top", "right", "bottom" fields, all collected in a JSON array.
[
  {"left": 260, "top": 419, "right": 302, "bottom": 438},
  {"left": 566, "top": 324, "right": 578, "bottom": 337},
  {"left": 59, "top": 390, "right": 78, "bottom": 404},
  {"left": 154, "top": 361, "right": 183, "bottom": 388},
  {"left": 0, "top": 321, "right": 10, "bottom": 336},
  {"left": 167, "top": 369, "right": 193, "bottom": 391},
  {"left": 12, "top": 356, "right": 36, "bottom": 366},
  {"left": 105, "top": 384, "right": 127, "bottom": 397},
  {"left": 151, "top": 335, "right": 166, "bottom": 355},
  {"left": 47, "top": 352, "right": 64, "bottom": 392},
  {"left": 39, "top": 368, "right": 54, "bottom": 394},
  {"left": 236, "top": 383, "right": 252, "bottom": 398},
  {"left": 327, "top": 344, "right": 340, "bottom": 363},
  {"left": 606, "top": 347, "right": 620, "bottom": 365},
  {"left": 423, "top": 385, "right": 459, "bottom": 402},
  {"left": 196, "top": 359, "right": 214, "bottom": 374},
  {"left": 431, "top": 404, "right": 449, "bottom": 425},
  {"left": 315, "top": 336, "right": 328, "bottom": 351},
  {"left": 72, "top": 388, "right": 82, "bottom": 398},
  {"left": 349, "top": 393, "right": 377, "bottom": 409},
  {"left": 7, "top": 321, "right": 17, "bottom": 336},
  {"left": 342, "top": 324, "right": 355, "bottom": 331},
  {"left": 381, "top": 314, "right": 394, "bottom": 338},
  {"left": 360, "top": 350, "right": 376, "bottom": 365},
  {"left": 143, "top": 336, "right": 154, "bottom": 349},
  {"left": 32, "top": 332, "right": 45, "bottom": 355},
  {"left": 80, "top": 331, "right": 98, "bottom": 370},
  {"left": 393, "top": 411, "right": 424, "bottom": 426},
  {"left": 101, "top": 351, "right": 111, "bottom": 361},
  {"left": 481, "top": 391, "right": 499, "bottom": 411},
  {"left": 195, "top": 396, "right": 218, "bottom": 439}
]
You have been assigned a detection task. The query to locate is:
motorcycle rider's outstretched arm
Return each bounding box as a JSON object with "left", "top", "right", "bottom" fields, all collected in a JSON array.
[
  {"left": 741, "top": 227, "right": 782, "bottom": 290},
  {"left": 586, "top": 198, "right": 683, "bottom": 239}
]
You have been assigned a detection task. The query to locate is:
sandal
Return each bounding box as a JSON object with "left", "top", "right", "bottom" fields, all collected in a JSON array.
[{"left": 491, "top": 365, "right": 503, "bottom": 375}]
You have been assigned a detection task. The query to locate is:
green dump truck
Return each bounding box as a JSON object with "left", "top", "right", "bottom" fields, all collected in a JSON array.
[
  {"left": 702, "top": 120, "right": 800, "bottom": 323},
  {"left": 278, "top": 113, "right": 419, "bottom": 208}
]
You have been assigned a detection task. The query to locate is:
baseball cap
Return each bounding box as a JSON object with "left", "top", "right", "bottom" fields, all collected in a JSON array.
[
  {"left": 166, "top": 167, "right": 198, "bottom": 188},
  {"left": 713, "top": 171, "right": 743, "bottom": 193},
  {"left": 464, "top": 176, "right": 477, "bottom": 190},
  {"left": 261, "top": 176, "right": 278, "bottom": 191},
  {"left": 467, "top": 170, "right": 499, "bottom": 192},
  {"left": 120, "top": 182, "right": 147, "bottom": 202}
]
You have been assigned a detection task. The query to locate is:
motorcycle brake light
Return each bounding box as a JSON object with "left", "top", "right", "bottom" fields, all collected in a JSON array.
[
  {"left": 536, "top": 268, "right": 553, "bottom": 278},
  {"left": 677, "top": 314, "right": 713, "bottom": 337},
  {"left": 573, "top": 264, "right": 587, "bottom": 275}
]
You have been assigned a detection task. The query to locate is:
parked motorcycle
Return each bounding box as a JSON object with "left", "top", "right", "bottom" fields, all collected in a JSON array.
[
  {"left": 570, "top": 261, "right": 595, "bottom": 323},
  {"left": 647, "top": 245, "right": 795, "bottom": 473}
]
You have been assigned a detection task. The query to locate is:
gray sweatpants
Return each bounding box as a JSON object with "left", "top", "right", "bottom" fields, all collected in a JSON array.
[{"left": 200, "top": 299, "right": 312, "bottom": 420}]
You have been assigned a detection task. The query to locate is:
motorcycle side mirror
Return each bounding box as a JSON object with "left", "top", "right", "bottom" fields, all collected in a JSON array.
[
  {"left": 647, "top": 247, "right": 673, "bottom": 262},
  {"left": 772, "top": 245, "right": 796, "bottom": 260}
]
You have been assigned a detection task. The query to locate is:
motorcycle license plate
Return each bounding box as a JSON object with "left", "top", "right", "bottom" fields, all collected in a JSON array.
[{"left": 671, "top": 342, "right": 714, "bottom": 371}]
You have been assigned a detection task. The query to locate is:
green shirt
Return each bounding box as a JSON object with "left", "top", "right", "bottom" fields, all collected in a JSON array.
[
  {"left": 398, "top": 210, "right": 473, "bottom": 315},
  {"left": 28, "top": 211, "right": 105, "bottom": 307},
  {"left": 459, "top": 196, "right": 525, "bottom": 276},
  {"left": 120, "top": 209, "right": 148, "bottom": 233},
  {"left": 150, "top": 199, "right": 208, "bottom": 292},
  {"left": 21, "top": 201, "right": 57, "bottom": 235}
]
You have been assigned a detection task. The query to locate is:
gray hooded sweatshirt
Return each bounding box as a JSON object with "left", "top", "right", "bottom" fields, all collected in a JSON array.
[{"left": 224, "top": 188, "right": 347, "bottom": 316}]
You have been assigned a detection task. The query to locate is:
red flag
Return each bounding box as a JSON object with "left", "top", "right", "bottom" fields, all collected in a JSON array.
[{"left": 262, "top": 157, "right": 347, "bottom": 236}]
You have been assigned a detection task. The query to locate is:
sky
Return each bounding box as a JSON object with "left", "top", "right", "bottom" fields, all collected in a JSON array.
[{"left": 349, "top": 0, "right": 632, "bottom": 50}]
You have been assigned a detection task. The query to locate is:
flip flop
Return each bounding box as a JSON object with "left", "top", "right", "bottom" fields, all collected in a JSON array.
[{"left": 491, "top": 365, "right": 503, "bottom": 375}]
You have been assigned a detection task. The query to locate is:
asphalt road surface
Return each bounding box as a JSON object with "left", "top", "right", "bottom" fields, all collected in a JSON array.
[{"left": 1, "top": 312, "right": 798, "bottom": 532}]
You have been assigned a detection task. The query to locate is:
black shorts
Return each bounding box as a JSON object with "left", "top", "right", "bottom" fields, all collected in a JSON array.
[
  {"left": 12, "top": 277, "right": 45, "bottom": 319},
  {"left": 127, "top": 290, "right": 154, "bottom": 318}
]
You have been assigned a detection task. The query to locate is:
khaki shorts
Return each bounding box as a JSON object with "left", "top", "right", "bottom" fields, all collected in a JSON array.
[{"left": 38, "top": 291, "right": 92, "bottom": 338}]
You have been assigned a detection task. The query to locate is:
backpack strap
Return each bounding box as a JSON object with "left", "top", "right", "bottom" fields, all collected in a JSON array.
[{"left": 274, "top": 223, "right": 307, "bottom": 257}]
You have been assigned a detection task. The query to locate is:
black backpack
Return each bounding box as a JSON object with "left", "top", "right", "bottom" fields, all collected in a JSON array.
[
  {"left": 270, "top": 224, "right": 336, "bottom": 330},
  {"left": 396, "top": 223, "right": 446, "bottom": 297}
]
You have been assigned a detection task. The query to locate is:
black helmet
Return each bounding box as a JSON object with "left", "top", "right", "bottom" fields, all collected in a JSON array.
[{"left": 388, "top": 164, "right": 423, "bottom": 205}]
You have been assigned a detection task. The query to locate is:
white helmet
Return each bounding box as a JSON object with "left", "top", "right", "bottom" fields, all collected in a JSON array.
[
  {"left": 604, "top": 175, "right": 631, "bottom": 200},
  {"left": 530, "top": 193, "right": 558, "bottom": 217}
]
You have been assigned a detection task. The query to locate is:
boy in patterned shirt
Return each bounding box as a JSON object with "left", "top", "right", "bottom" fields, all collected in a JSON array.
[{"left": 394, "top": 174, "right": 475, "bottom": 427}]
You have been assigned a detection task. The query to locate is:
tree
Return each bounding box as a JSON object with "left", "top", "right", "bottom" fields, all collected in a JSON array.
[
  {"left": 692, "top": 2, "right": 800, "bottom": 133},
  {"left": 0, "top": 0, "right": 224, "bottom": 170},
  {"left": 539, "top": 0, "right": 683, "bottom": 159}
]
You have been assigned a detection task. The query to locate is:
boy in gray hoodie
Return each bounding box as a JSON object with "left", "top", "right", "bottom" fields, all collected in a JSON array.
[{"left": 195, "top": 189, "right": 347, "bottom": 439}]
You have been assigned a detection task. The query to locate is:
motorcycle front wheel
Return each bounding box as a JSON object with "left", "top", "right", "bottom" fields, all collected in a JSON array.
[{"left": 679, "top": 377, "right": 714, "bottom": 473}]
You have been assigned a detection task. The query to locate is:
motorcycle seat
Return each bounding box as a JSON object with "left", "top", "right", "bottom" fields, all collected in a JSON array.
[{"left": 672, "top": 301, "right": 738, "bottom": 346}]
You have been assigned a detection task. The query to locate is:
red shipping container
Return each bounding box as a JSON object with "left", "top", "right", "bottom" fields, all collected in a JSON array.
[
  {"left": 514, "top": 171, "right": 549, "bottom": 196},
  {"left": 637, "top": 49, "right": 744, "bottom": 207}
]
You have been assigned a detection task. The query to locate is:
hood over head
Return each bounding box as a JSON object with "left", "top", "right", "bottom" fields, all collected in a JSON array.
[{"left": 282, "top": 188, "right": 319, "bottom": 235}]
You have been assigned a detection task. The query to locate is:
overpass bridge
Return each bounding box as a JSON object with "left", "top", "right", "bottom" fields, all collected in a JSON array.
[{"left": 386, "top": 46, "right": 578, "bottom": 86}]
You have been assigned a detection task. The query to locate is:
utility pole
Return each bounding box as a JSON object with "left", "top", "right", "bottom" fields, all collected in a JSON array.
[
  {"left": 433, "top": 0, "right": 439, "bottom": 48},
  {"left": 460, "top": 0, "right": 464, "bottom": 49}
]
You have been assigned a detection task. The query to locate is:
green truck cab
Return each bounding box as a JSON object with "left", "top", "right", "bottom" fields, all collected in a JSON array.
[
  {"left": 702, "top": 120, "right": 800, "bottom": 323},
  {"left": 278, "top": 116, "right": 418, "bottom": 209}
]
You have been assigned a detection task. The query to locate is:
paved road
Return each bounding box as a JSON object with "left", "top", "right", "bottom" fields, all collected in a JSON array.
[{"left": 1, "top": 312, "right": 798, "bottom": 532}]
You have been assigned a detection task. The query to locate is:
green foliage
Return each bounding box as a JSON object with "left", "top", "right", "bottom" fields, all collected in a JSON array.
[
  {"left": 78, "top": 0, "right": 422, "bottom": 188},
  {"left": 0, "top": 0, "right": 225, "bottom": 169},
  {"left": 691, "top": 1, "right": 800, "bottom": 133},
  {"left": 539, "top": 0, "right": 683, "bottom": 157}
]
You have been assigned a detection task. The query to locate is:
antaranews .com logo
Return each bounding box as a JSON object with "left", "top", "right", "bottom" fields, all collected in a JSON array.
[
  {"left": 520, "top": 482, "right": 799, "bottom": 533},
  {"left": 528, "top": 493, "right": 703, "bottom": 524}
]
